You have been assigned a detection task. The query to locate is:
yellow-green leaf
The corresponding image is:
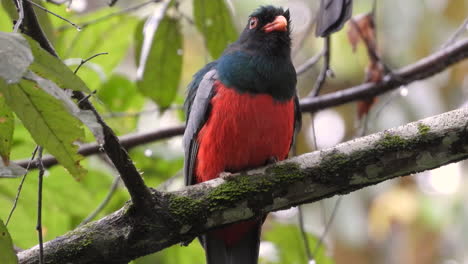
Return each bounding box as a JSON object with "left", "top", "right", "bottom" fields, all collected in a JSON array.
[
  {"left": 0, "top": 91, "right": 13, "bottom": 164},
  {"left": 193, "top": 0, "right": 238, "bottom": 59},
  {"left": 0, "top": 79, "right": 86, "bottom": 179},
  {"left": 0, "top": 219, "right": 18, "bottom": 264}
]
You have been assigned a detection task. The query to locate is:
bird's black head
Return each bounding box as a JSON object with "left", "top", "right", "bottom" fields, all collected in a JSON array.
[
  {"left": 237, "top": 6, "right": 292, "bottom": 56},
  {"left": 217, "top": 6, "right": 296, "bottom": 101}
]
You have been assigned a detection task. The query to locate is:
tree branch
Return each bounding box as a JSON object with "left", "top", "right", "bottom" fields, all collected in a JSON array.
[
  {"left": 15, "top": 38, "right": 468, "bottom": 170},
  {"left": 300, "top": 38, "right": 468, "bottom": 112},
  {"left": 18, "top": 107, "right": 468, "bottom": 264}
]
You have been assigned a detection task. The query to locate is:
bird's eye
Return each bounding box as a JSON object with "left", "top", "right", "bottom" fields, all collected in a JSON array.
[{"left": 249, "top": 17, "right": 258, "bottom": 29}]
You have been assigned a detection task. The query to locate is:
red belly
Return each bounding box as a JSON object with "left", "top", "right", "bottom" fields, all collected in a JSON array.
[{"left": 195, "top": 82, "right": 295, "bottom": 245}]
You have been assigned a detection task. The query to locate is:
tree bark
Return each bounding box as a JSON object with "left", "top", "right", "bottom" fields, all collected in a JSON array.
[{"left": 18, "top": 106, "right": 468, "bottom": 264}]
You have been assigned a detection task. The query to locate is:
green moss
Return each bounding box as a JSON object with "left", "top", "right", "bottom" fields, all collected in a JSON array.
[
  {"left": 169, "top": 195, "right": 203, "bottom": 223},
  {"left": 314, "top": 152, "right": 354, "bottom": 184},
  {"left": 205, "top": 163, "right": 304, "bottom": 210},
  {"left": 207, "top": 176, "right": 256, "bottom": 210},
  {"left": 418, "top": 123, "right": 430, "bottom": 136},
  {"left": 266, "top": 162, "right": 304, "bottom": 183},
  {"left": 377, "top": 133, "right": 409, "bottom": 149}
]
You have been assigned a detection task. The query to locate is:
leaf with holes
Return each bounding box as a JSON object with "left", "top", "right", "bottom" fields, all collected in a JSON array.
[
  {"left": 135, "top": 13, "right": 183, "bottom": 109},
  {"left": 0, "top": 79, "right": 86, "bottom": 179},
  {"left": 0, "top": 219, "right": 18, "bottom": 264},
  {"left": 193, "top": 0, "right": 238, "bottom": 59}
]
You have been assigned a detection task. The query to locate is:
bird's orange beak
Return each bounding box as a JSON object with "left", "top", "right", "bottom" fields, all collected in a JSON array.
[{"left": 262, "top": 15, "right": 288, "bottom": 33}]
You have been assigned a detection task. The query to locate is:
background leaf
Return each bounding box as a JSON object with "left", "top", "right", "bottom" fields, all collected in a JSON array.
[
  {"left": 98, "top": 74, "right": 144, "bottom": 112},
  {"left": 0, "top": 79, "right": 86, "bottom": 179},
  {"left": 193, "top": 0, "right": 238, "bottom": 59},
  {"left": 135, "top": 14, "right": 183, "bottom": 108},
  {"left": 263, "top": 222, "right": 334, "bottom": 264},
  {"left": 0, "top": 219, "right": 18, "bottom": 264}
]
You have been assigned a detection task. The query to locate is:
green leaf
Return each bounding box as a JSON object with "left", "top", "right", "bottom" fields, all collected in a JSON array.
[
  {"left": 132, "top": 241, "right": 204, "bottom": 264},
  {"left": 0, "top": 32, "right": 33, "bottom": 84},
  {"left": 24, "top": 71, "right": 104, "bottom": 143},
  {"left": 193, "top": 0, "right": 238, "bottom": 59},
  {"left": 0, "top": 79, "right": 86, "bottom": 179},
  {"left": 0, "top": 91, "right": 14, "bottom": 164},
  {"left": 263, "top": 222, "right": 334, "bottom": 264},
  {"left": 135, "top": 14, "right": 183, "bottom": 108},
  {"left": 24, "top": 36, "right": 91, "bottom": 93},
  {"left": 0, "top": 0, "right": 15, "bottom": 32},
  {"left": 98, "top": 74, "right": 144, "bottom": 112},
  {"left": 0, "top": 219, "right": 18, "bottom": 264}
]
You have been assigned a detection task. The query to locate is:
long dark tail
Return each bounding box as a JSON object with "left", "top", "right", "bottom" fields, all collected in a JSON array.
[{"left": 202, "top": 222, "right": 262, "bottom": 264}]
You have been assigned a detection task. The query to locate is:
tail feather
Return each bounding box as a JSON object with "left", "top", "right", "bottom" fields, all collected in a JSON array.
[{"left": 203, "top": 222, "right": 261, "bottom": 264}]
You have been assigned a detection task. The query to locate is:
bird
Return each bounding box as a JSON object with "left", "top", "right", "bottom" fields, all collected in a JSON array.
[{"left": 183, "top": 5, "right": 301, "bottom": 264}]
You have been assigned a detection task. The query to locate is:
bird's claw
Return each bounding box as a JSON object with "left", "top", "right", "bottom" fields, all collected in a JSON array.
[
  {"left": 266, "top": 156, "right": 279, "bottom": 165},
  {"left": 220, "top": 171, "right": 235, "bottom": 181}
]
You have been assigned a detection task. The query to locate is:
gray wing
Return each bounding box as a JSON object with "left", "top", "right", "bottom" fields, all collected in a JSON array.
[
  {"left": 183, "top": 69, "right": 218, "bottom": 186},
  {"left": 315, "top": 0, "right": 353, "bottom": 37}
]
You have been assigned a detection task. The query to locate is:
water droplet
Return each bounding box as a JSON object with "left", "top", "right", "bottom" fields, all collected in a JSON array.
[
  {"left": 6, "top": 79, "right": 14, "bottom": 84},
  {"left": 400, "top": 87, "right": 408, "bottom": 97},
  {"left": 98, "top": 144, "right": 104, "bottom": 152},
  {"left": 76, "top": 26, "right": 82, "bottom": 32},
  {"left": 144, "top": 149, "right": 153, "bottom": 157},
  {"left": 205, "top": 19, "right": 213, "bottom": 26},
  {"left": 177, "top": 49, "right": 183, "bottom": 56}
]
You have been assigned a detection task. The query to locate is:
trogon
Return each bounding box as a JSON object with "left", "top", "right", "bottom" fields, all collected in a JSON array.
[{"left": 183, "top": 6, "right": 301, "bottom": 264}]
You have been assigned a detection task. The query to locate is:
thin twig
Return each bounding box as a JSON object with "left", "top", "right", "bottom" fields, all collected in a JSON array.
[
  {"left": 103, "top": 105, "right": 184, "bottom": 119},
  {"left": 36, "top": 147, "right": 45, "bottom": 264},
  {"left": 79, "top": 176, "right": 121, "bottom": 226},
  {"left": 73, "top": 52, "right": 109, "bottom": 74},
  {"left": 309, "top": 36, "right": 332, "bottom": 97},
  {"left": 65, "top": 0, "right": 162, "bottom": 31},
  {"left": 45, "top": 0, "right": 71, "bottom": 5},
  {"left": 13, "top": 0, "right": 24, "bottom": 33},
  {"left": 442, "top": 17, "right": 468, "bottom": 49},
  {"left": 25, "top": 0, "right": 81, "bottom": 30},
  {"left": 16, "top": 126, "right": 185, "bottom": 169},
  {"left": 296, "top": 51, "right": 324, "bottom": 75},
  {"left": 77, "top": 90, "right": 97, "bottom": 104},
  {"left": 298, "top": 206, "right": 313, "bottom": 262},
  {"left": 6, "top": 146, "right": 39, "bottom": 226},
  {"left": 312, "top": 197, "right": 342, "bottom": 258}
]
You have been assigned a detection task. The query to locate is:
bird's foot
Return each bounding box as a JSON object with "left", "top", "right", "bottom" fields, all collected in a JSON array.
[
  {"left": 220, "top": 171, "right": 236, "bottom": 181},
  {"left": 265, "top": 156, "right": 279, "bottom": 165}
]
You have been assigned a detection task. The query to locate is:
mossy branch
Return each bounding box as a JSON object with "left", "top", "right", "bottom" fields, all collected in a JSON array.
[{"left": 18, "top": 107, "right": 468, "bottom": 264}]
